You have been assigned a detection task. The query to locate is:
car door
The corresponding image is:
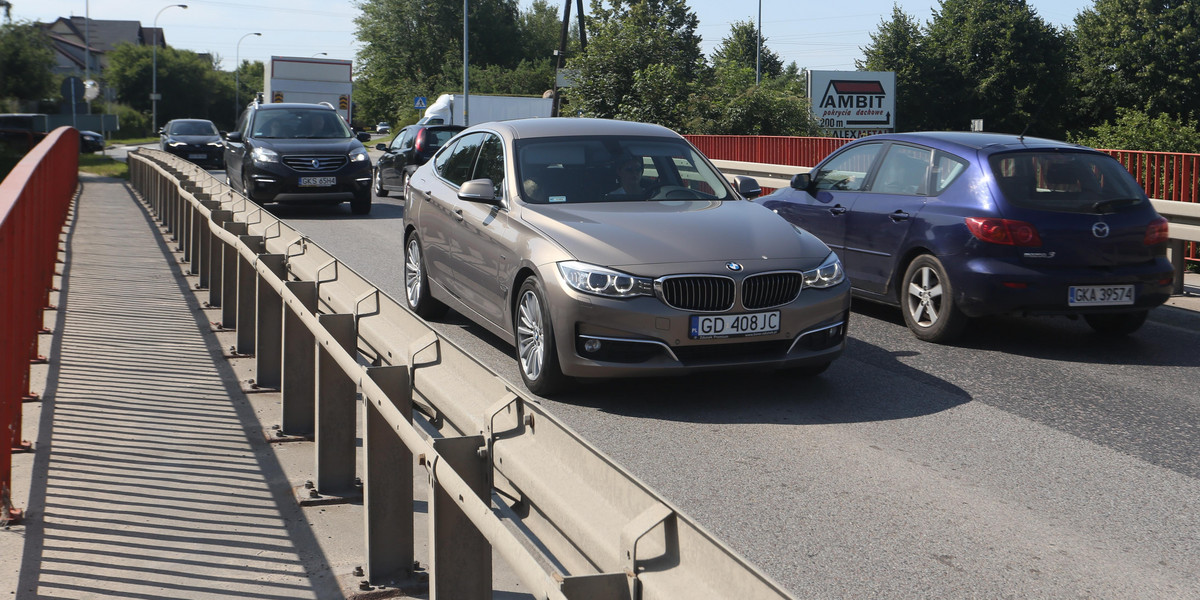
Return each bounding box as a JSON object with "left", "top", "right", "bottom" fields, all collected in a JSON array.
[
  {"left": 453, "top": 133, "right": 514, "bottom": 327},
  {"left": 377, "top": 127, "right": 404, "bottom": 187},
  {"left": 778, "top": 142, "right": 885, "bottom": 257},
  {"left": 418, "top": 132, "right": 487, "bottom": 302},
  {"left": 844, "top": 143, "right": 932, "bottom": 295},
  {"left": 386, "top": 127, "right": 416, "bottom": 187},
  {"left": 224, "top": 111, "right": 252, "bottom": 189}
]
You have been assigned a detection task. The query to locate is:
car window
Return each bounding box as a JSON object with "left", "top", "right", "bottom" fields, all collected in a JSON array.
[
  {"left": 989, "top": 151, "right": 1146, "bottom": 213},
  {"left": 391, "top": 128, "right": 412, "bottom": 152},
  {"left": 870, "top": 144, "right": 932, "bottom": 195},
  {"left": 171, "top": 121, "right": 217, "bottom": 136},
  {"left": 251, "top": 109, "right": 351, "bottom": 139},
  {"left": 515, "top": 135, "right": 729, "bottom": 204},
  {"left": 814, "top": 143, "right": 883, "bottom": 191},
  {"left": 427, "top": 129, "right": 460, "bottom": 153},
  {"left": 438, "top": 132, "right": 486, "bottom": 186},
  {"left": 932, "top": 151, "right": 969, "bottom": 193},
  {"left": 472, "top": 134, "right": 506, "bottom": 198}
]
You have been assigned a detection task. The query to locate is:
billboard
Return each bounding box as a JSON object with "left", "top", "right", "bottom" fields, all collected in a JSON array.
[{"left": 808, "top": 70, "right": 896, "bottom": 139}]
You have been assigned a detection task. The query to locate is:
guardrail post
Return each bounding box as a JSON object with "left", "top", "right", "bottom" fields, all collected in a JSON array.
[
  {"left": 315, "top": 313, "right": 357, "bottom": 496},
  {"left": 208, "top": 210, "right": 233, "bottom": 307},
  {"left": 429, "top": 435, "right": 491, "bottom": 600},
  {"left": 281, "top": 281, "right": 318, "bottom": 437},
  {"left": 1169, "top": 240, "right": 1186, "bottom": 295},
  {"left": 256, "top": 254, "right": 286, "bottom": 389},
  {"left": 220, "top": 222, "right": 248, "bottom": 328},
  {"left": 364, "top": 365, "right": 415, "bottom": 585},
  {"left": 196, "top": 201, "right": 220, "bottom": 287},
  {"left": 237, "top": 235, "right": 264, "bottom": 355}
]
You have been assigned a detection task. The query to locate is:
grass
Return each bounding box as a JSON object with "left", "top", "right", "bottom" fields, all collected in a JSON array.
[{"left": 79, "top": 153, "right": 129, "bottom": 179}]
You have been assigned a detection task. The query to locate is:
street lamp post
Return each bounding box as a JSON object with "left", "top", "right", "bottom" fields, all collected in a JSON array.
[
  {"left": 311, "top": 52, "right": 327, "bottom": 57},
  {"left": 235, "top": 32, "right": 263, "bottom": 121},
  {"left": 151, "top": 4, "right": 187, "bottom": 134}
]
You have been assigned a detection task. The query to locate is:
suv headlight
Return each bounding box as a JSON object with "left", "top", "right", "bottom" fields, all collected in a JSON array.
[
  {"left": 251, "top": 147, "right": 280, "bottom": 164},
  {"left": 167, "top": 140, "right": 186, "bottom": 147},
  {"left": 558, "top": 261, "right": 653, "bottom": 298},
  {"left": 349, "top": 149, "right": 369, "bottom": 162},
  {"left": 802, "top": 253, "right": 844, "bottom": 289}
]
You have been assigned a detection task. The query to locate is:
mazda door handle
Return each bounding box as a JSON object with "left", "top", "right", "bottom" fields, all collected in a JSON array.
[
  {"left": 889, "top": 210, "right": 910, "bottom": 222},
  {"left": 829, "top": 205, "right": 848, "bottom": 216}
]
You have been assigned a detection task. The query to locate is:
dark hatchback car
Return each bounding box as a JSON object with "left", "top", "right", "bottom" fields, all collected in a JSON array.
[
  {"left": 373, "top": 124, "right": 464, "bottom": 196},
  {"left": 758, "top": 131, "right": 1173, "bottom": 343},
  {"left": 224, "top": 101, "right": 374, "bottom": 214},
  {"left": 160, "top": 119, "right": 223, "bottom": 167}
]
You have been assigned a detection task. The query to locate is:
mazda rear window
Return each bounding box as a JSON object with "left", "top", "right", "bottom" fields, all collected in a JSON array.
[{"left": 989, "top": 151, "right": 1146, "bottom": 214}]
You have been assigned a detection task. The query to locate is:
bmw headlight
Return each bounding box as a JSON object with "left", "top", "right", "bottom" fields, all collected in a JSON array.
[
  {"left": 251, "top": 147, "right": 280, "bottom": 164},
  {"left": 558, "top": 261, "right": 653, "bottom": 298},
  {"left": 349, "top": 149, "right": 369, "bottom": 162},
  {"left": 802, "top": 253, "right": 844, "bottom": 289}
]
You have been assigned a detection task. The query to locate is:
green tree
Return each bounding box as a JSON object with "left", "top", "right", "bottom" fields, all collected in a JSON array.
[
  {"left": 105, "top": 43, "right": 234, "bottom": 134},
  {"left": 858, "top": 5, "right": 943, "bottom": 132},
  {"left": 1073, "top": 0, "right": 1200, "bottom": 125},
  {"left": 565, "top": 0, "right": 705, "bottom": 130},
  {"left": 923, "top": 0, "right": 1072, "bottom": 136},
  {"left": 1068, "top": 106, "right": 1200, "bottom": 153},
  {"left": 0, "top": 21, "right": 56, "bottom": 110},
  {"left": 710, "top": 19, "right": 782, "bottom": 80}
]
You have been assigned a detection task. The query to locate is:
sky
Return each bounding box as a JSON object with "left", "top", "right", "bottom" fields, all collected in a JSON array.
[{"left": 11, "top": 0, "right": 1096, "bottom": 73}]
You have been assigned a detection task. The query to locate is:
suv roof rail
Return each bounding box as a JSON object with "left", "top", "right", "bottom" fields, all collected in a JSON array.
[{"left": 317, "top": 101, "right": 336, "bottom": 111}]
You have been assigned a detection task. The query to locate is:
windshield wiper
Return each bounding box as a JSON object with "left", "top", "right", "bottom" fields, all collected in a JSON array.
[{"left": 1092, "top": 198, "right": 1140, "bottom": 213}]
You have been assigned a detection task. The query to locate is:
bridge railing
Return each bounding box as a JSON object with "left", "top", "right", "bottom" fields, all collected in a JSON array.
[
  {"left": 127, "top": 149, "right": 798, "bottom": 600},
  {"left": 0, "top": 127, "right": 77, "bottom": 525}
]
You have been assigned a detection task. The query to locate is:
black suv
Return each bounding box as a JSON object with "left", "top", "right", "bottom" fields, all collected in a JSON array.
[
  {"left": 160, "top": 118, "right": 223, "bottom": 168},
  {"left": 224, "top": 102, "right": 374, "bottom": 214},
  {"left": 372, "top": 124, "right": 465, "bottom": 197}
]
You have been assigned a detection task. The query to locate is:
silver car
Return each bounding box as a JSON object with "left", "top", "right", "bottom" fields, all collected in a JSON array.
[{"left": 403, "top": 118, "right": 851, "bottom": 394}]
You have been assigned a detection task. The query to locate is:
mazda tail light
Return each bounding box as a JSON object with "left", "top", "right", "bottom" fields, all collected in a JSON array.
[
  {"left": 1144, "top": 217, "right": 1169, "bottom": 245},
  {"left": 965, "top": 217, "right": 1043, "bottom": 246}
]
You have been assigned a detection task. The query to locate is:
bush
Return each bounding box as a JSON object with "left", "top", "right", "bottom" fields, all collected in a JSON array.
[
  {"left": 100, "top": 102, "right": 152, "bottom": 138},
  {"left": 1068, "top": 108, "right": 1200, "bottom": 153}
]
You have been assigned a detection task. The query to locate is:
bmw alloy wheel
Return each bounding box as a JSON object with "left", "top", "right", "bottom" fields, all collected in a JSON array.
[
  {"left": 516, "top": 289, "right": 545, "bottom": 381},
  {"left": 405, "top": 237, "right": 424, "bottom": 309}
]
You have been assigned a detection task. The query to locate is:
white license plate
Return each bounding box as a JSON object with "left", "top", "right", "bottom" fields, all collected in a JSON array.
[
  {"left": 188, "top": 153, "right": 206, "bottom": 159},
  {"left": 299, "top": 176, "right": 337, "bottom": 187},
  {"left": 689, "top": 311, "right": 780, "bottom": 339},
  {"left": 1068, "top": 285, "right": 1135, "bottom": 306}
]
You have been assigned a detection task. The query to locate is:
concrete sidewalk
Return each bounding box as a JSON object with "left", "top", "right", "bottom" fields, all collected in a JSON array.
[{"left": 3, "top": 175, "right": 398, "bottom": 599}]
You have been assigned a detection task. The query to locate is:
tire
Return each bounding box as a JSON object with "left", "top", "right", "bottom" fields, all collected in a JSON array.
[
  {"left": 515, "top": 277, "right": 568, "bottom": 395},
  {"left": 351, "top": 190, "right": 372, "bottom": 215},
  {"left": 1084, "top": 310, "right": 1148, "bottom": 336},
  {"left": 901, "top": 254, "right": 968, "bottom": 343},
  {"left": 373, "top": 167, "right": 389, "bottom": 197},
  {"left": 403, "top": 232, "right": 447, "bottom": 319},
  {"left": 240, "top": 169, "right": 257, "bottom": 202}
]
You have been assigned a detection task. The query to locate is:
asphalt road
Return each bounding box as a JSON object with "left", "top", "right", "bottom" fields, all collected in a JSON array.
[{"left": 188, "top": 152, "right": 1200, "bottom": 598}]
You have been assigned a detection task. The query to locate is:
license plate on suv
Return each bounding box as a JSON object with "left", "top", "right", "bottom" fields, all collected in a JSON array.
[
  {"left": 1068, "top": 285, "right": 1135, "bottom": 306},
  {"left": 689, "top": 311, "right": 780, "bottom": 339},
  {"left": 299, "top": 177, "right": 336, "bottom": 187}
]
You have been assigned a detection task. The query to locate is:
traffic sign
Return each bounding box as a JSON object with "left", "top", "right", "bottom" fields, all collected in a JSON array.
[{"left": 414, "top": 96, "right": 427, "bottom": 110}]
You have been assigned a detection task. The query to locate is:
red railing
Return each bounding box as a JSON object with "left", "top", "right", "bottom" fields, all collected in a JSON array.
[{"left": 1, "top": 127, "right": 78, "bottom": 524}]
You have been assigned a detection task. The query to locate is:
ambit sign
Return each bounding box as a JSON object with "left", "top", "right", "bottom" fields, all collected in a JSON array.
[{"left": 808, "top": 70, "right": 896, "bottom": 139}]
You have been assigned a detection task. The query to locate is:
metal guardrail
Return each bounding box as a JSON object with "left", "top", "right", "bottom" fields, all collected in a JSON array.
[
  {"left": 715, "top": 160, "right": 1199, "bottom": 294},
  {"left": 1, "top": 127, "right": 78, "bottom": 526},
  {"left": 127, "top": 149, "right": 798, "bottom": 600}
]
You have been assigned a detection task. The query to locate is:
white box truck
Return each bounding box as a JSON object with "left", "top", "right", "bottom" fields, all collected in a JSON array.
[
  {"left": 418, "top": 93, "right": 553, "bottom": 126},
  {"left": 264, "top": 56, "right": 354, "bottom": 122}
]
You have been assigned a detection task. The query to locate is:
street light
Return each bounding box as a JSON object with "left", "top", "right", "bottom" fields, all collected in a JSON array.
[
  {"left": 152, "top": 4, "right": 187, "bottom": 134},
  {"left": 311, "top": 52, "right": 327, "bottom": 57},
  {"left": 235, "top": 32, "right": 262, "bottom": 121}
]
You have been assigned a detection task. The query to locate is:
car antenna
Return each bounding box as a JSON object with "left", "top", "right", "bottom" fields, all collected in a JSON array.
[{"left": 1018, "top": 93, "right": 1052, "bottom": 142}]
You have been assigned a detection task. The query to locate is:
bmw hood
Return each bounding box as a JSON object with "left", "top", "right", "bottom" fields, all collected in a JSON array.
[{"left": 520, "top": 200, "right": 833, "bottom": 272}]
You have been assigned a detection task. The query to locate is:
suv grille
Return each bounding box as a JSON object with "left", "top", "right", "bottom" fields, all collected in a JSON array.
[
  {"left": 658, "top": 276, "right": 735, "bottom": 312},
  {"left": 282, "top": 154, "right": 348, "bottom": 172},
  {"left": 743, "top": 272, "right": 802, "bottom": 309}
]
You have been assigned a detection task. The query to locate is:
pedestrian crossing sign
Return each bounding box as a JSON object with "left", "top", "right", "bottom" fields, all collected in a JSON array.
[{"left": 414, "top": 96, "right": 427, "bottom": 110}]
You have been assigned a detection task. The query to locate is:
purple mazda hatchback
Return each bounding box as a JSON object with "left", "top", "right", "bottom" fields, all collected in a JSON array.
[{"left": 758, "top": 132, "right": 1173, "bottom": 343}]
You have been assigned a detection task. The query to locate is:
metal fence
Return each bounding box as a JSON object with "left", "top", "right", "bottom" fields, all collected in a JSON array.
[
  {"left": 127, "top": 149, "right": 799, "bottom": 600},
  {"left": 0, "top": 127, "right": 78, "bottom": 525}
]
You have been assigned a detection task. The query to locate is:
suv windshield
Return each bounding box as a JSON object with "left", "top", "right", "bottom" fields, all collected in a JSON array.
[
  {"left": 989, "top": 151, "right": 1145, "bottom": 214},
  {"left": 514, "top": 136, "right": 730, "bottom": 204},
  {"left": 251, "top": 109, "right": 351, "bottom": 140}
]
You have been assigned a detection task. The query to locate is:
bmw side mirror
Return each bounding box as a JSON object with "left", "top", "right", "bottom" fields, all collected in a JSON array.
[
  {"left": 791, "top": 172, "right": 814, "bottom": 193},
  {"left": 375, "top": 143, "right": 388, "bottom": 151},
  {"left": 459, "top": 178, "right": 499, "bottom": 205},
  {"left": 732, "top": 175, "right": 762, "bottom": 199},
  {"left": 357, "top": 132, "right": 372, "bottom": 142}
]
